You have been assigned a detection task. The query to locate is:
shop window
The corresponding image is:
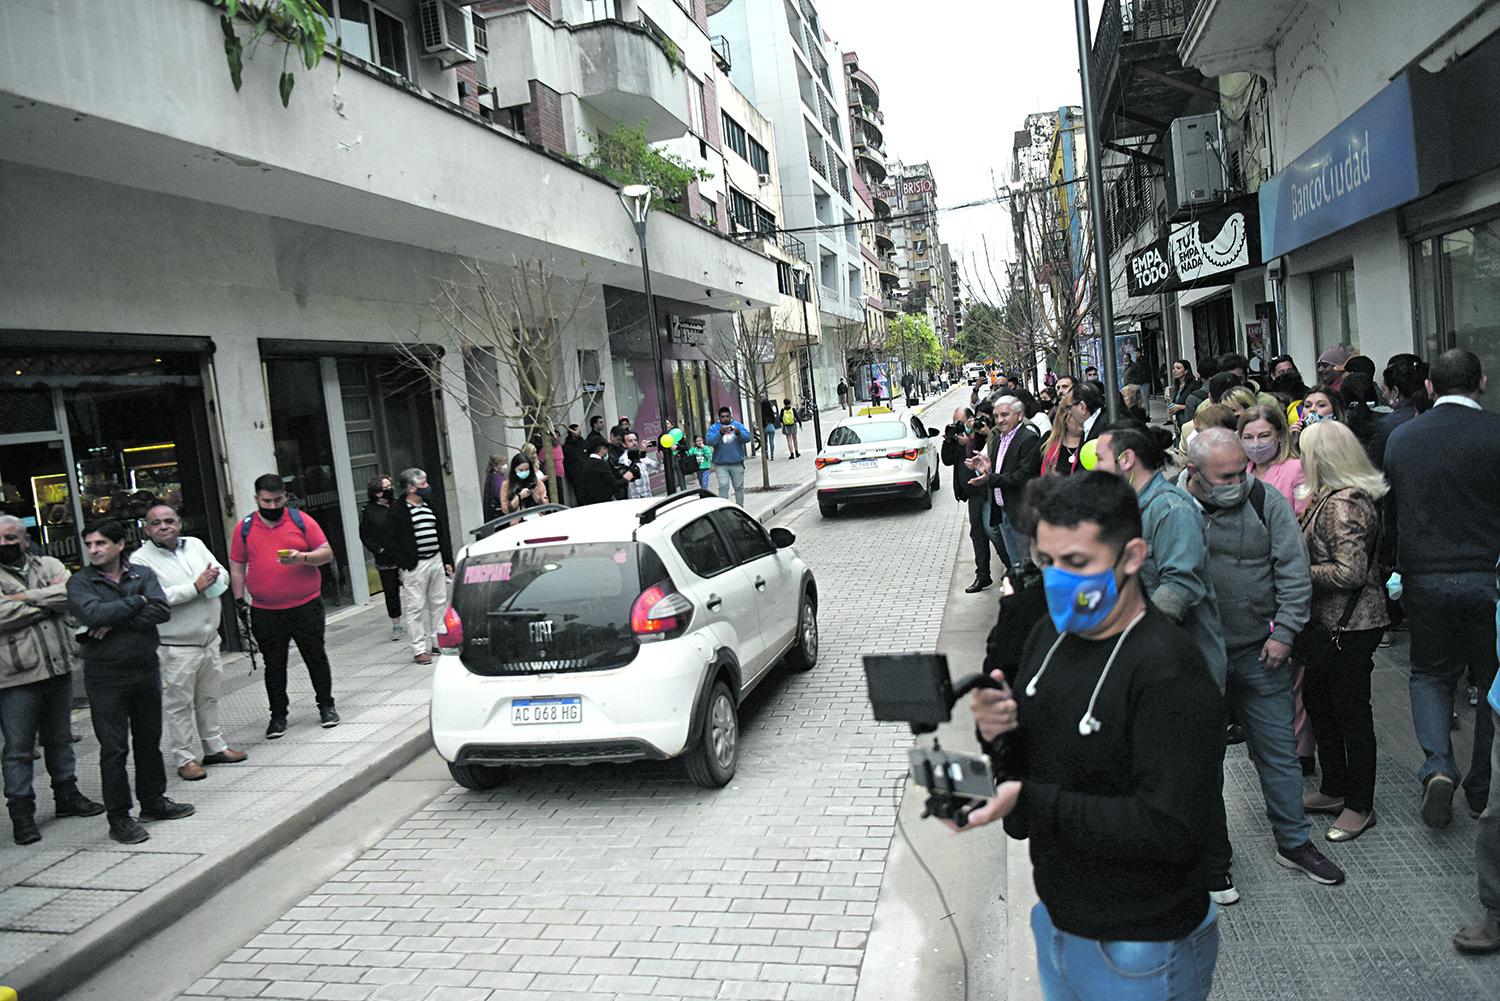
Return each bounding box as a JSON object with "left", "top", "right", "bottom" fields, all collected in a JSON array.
[
  {"left": 1413, "top": 217, "right": 1500, "bottom": 413},
  {"left": 1311, "top": 263, "right": 1358, "bottom": 357}
]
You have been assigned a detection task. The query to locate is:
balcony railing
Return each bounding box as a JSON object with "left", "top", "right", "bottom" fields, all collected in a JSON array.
[
  {"left": 710, "top": 35, "right": 731, "bottom": 71},
  {"left": 809, "top": 151, "right": 828, "bottom": 179},
  {"left": 780, "top": 232, "right": 808, "bottom": 262},
  {"left": 1089, "top": 0, "right": 1202, "bottom": 137},
  {"left": 820, "top": 284, "right": 841, "bottom": 304}
]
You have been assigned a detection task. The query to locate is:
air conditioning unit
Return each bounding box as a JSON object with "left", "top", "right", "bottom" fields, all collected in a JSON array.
[
  {"left": 1165, "top": 112, "right": 1226, "bottom": 220},
  {"left": 757, "top": 172, "right": 773, "bottom": 186},
  {"left": 419, "top": 0, "right": 475, "bottom": 65}
]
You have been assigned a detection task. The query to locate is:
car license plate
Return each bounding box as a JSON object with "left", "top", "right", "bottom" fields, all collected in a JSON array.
[
  {"left": 852, "top": 459, "right": 877, "bottom": 469},
  {"left": 511, "top": 697, "right": 582, "bottom": 725}
]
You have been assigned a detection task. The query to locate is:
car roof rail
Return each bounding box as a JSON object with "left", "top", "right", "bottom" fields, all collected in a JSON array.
[
  {"left": 637, "top": 489, "right": 715, "bottom": 526},
  {"left": 470, "top": 504, "right": 570, "bottom": 541}
]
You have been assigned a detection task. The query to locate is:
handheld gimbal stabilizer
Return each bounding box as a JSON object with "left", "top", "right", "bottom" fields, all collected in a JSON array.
[{"left": 862, "top": 654, "right": 1007, "bottom": 828}]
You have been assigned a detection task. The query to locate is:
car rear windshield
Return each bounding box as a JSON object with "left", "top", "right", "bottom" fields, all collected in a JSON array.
[
  {"left": 452, "top": 542, "right": 666, "bottom": 675},
  {"left": 827, "top": 421, "right": 907, "bottom": 446}
]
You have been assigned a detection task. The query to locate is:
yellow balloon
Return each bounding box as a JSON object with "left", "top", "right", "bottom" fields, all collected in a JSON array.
[
  {"left": 659, "top": 433, "right": 675, "bottom": 448},
  {"left": 1080, "top": 438, "right": 1099, "bottom": 470}
]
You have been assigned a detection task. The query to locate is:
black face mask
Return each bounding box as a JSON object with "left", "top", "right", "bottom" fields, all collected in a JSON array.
[
  {"left": 0, "top": 543, "right": 24, "bottom": 564},
  {"left": 259, "top": 506, "right": 286, "bottom": 522}
]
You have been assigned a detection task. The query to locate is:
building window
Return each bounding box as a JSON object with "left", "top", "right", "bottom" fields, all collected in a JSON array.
[
  {"left": 748, "top": 137, "right": 770, "bottom": 175},
  {"left": 471, "top": 10, "right": 488, "bottom": 52},
  {"left": 755, "top": 206, "right": 776, "bottom": 235},
  {"left": 721, "top": 112, "right": 749, "bottom": 160},
  {"left": 328, "top": 0, "right": 411, "bottom": 80},
  {"left": 1311, "top": 263, "right": 1358, "bottom": 356},
  {"left": 1413, "top": 217, "right": 1500, "bottom": 413},
  {"left": 687, "top": 74, "right": 707, "bottom": 137},
  {"left": 728, "top": 187, "right": 755, "bottom": 233},
  {"left": 777, "top": 261, "right": 794, "bottom": 297}
]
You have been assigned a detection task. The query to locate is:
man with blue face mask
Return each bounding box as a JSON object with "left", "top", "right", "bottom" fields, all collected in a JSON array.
[
  {"left": 1185, "top": 427, "right": 1345, "bottom": 899},
  {"left": 958, "top": 472, "right": 1225, "bottom": 1001}
]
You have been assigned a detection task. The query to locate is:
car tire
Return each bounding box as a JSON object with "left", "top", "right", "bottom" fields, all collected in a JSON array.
[
  {"left": 448, "top": 761, "right": 508, "bottom": 791},
  {"left": 818, "top": 498, "right": 837, "bottom": 518},
  {"left": 786, "top": 591, "right": 818, "bottom": 673},
  {"left": 685, "top": 678, "right": 738, "bottom": 788}
]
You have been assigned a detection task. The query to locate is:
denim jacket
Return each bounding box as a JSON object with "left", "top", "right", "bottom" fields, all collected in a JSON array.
[{"left": 1138, "top": 472, "right": 1227, "bottom": 690}]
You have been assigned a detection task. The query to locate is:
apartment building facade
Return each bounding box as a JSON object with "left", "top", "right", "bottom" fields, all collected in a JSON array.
[{"left": 0, "top": 0, "right": 777, "bottom": 610}]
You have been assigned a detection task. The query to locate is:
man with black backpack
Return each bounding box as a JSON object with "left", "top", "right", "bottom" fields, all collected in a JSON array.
[
  {"left": 228, "top": 474, "right": 339, "bottom": 740},
  {"left": 1185, "top": 428, "right": 1344, "bottom": 902}
]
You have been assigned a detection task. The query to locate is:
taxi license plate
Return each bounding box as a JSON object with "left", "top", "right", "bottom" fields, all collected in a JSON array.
[
  {"left": 852, "top": 459, "right": 877, "bottom": 469},
  {"left": 511, "top": 697, "right": 582, "bottom": 725}
]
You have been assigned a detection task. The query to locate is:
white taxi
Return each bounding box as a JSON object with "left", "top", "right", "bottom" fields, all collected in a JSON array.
[{"left": 813, "top": 407, "right": 942, "bottom": 517}]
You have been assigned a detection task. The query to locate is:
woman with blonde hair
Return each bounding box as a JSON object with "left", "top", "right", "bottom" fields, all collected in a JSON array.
[{"left": 1296, "top": 420, "right": 1390, "bottom": 842}]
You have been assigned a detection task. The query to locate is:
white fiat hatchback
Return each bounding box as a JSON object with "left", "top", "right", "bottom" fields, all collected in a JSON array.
[{"left": 429, "top": 492, "right": 817, "bottom": 790}]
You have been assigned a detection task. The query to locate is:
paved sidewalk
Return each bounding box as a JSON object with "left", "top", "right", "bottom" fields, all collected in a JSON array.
[{"left": 0, "top": 387, "right": 968, "bottom": 998}]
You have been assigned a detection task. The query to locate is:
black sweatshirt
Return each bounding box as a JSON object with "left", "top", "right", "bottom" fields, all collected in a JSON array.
[{"left": 995, "top": 604, "right": 1223, "bottom": 941}]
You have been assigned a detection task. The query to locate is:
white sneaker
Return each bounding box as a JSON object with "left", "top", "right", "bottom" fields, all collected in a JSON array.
[
  {"left": 392, "top": 621, "right": 404, "bottom": 641},
  {"left": 1207, "top": 873, "right": 1241, "bottom": 905}
]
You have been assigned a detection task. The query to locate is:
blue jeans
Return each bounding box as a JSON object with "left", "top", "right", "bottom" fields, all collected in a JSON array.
[
  {"left": 764, "top": 424, "right": 777, "bottom": 459},
  {"left": 982, "top": 498, "right": 1030, "bottom": 570},
  {"left": 715, "top": 462, "right": 745, "bottom": 506},
  {"left": 697, "top": 469, "right": 711, "bottom": 490},
  {"left": 1405, "top": 572, "right": 1497, "bottom": 809},
  {"left": 1223, "top": 646, "right": 1311, "bottom": 850},
  {"left": 1032, "top": 901, "right": 1218, "bottom": 1001},
  {"left": 0, "top": 673, "right": 79, "bottom": 807}
]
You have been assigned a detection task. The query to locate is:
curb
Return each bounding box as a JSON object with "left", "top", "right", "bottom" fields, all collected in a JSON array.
[{"left": 9, "top": 716, "right": 433, "bottom": 1001}]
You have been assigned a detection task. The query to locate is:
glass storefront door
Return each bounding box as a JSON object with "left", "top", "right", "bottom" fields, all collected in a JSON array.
[{"left": 1414, "top": 217, "right": 1500, "bottom": 413}]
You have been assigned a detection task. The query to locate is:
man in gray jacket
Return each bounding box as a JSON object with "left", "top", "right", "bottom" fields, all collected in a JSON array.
[
  {"left": 1185, "top": 428, "right": 1345, "bottom": 898},
  {"left": 131, "top": 503, "right": 247, "bottom": 782},
  {"left": 0, "top": 516, "right": 105, "bottom": 844}
]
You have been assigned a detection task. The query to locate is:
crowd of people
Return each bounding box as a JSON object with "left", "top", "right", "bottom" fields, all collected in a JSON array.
[{"left": 942, "top": 347, "right": 1499, "bottom": 999}]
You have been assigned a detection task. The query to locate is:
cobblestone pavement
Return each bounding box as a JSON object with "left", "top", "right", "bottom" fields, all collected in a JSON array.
[
  {"left": 174, "top": 457, "right": 966, "bottom": 1000},
  {"left": 1210, "top": 634, "right": 1497, "bottom": 1001},
  {"left": 0, "top": 607, "right": 429, "bottom": 974}
]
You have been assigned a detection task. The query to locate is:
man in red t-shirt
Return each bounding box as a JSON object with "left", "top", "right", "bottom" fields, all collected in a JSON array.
[{"left": 228, "top": 474, "right": 339, "bottom": 740}]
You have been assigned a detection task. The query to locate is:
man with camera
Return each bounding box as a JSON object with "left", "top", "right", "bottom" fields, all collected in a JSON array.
[
  {"left": 958, "top": 472, "right": 1225, "bottom": 1001},
  {"left": 941, "top": 407, "right": 1008, "bottom": 593},
  {"left": 965, "top": 396, "right": 1043, "bottom": 571}
]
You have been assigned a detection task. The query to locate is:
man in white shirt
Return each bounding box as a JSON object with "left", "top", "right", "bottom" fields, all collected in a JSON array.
[
  {"left": 621, "top": 431, "right": 658, "bottom": 501},
  {"left": 131, "top": 503, "right": 247, "bottom": 781}
]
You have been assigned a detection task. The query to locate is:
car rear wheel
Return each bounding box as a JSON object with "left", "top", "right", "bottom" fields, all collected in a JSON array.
[
  {"left": 685, "top": 679, "right": 738, "bottom": 788},
  {"left": 448, "top": 761, "right": 508, "bottom": 791},
  {"left": 786, "top": 591, "right": 818, "bottom": 673},
  {"left": 818, "top": 498, "right": 837, "bottom": 518}
]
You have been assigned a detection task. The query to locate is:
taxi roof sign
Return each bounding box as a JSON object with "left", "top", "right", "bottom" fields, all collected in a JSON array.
[{"left": 856, "top": 406, "right": 893, "bottom": 416}]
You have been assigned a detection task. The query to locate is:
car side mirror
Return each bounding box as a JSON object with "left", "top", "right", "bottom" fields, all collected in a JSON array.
[
  {"left": 769, "top": 527, "right": 796, "bottom": 549},
  {"left": 925, "top": 427, "right": 941, "bottom": 437}
]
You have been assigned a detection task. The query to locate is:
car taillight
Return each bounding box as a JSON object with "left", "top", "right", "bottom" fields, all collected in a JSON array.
[
  {"left": 630, "top": 580, "right": 694, "bottom": 641},
  {"left": 886, "top": 449, "right": 920, "bottom": 461},
  {"left": 437, "top": 606, "right": 463, "bottom": 649},
  {"left": 815, "top": 456, "right": 842, "bottom": 469}
]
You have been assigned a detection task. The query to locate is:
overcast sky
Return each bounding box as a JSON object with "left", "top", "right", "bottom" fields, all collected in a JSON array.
[{"left": 816, "top": 0, "right": 1095, "bottom": 305}]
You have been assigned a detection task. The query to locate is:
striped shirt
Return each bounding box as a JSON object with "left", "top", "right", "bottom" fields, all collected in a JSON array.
[{"left": 409, "top": 502, "right": 441, "bottom": 559}]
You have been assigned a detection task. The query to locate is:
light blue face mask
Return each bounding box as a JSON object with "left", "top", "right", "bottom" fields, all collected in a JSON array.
[
  {"left": 516, "top": 469, "right": 531, "bottom": 480},
  {"left": 1041, "top": 560, "right": 1122, "bottom": 636}
]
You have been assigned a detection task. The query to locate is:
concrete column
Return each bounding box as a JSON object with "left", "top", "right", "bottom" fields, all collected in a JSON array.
[{"left": 210, "top": 335, "right": 277, "bottom": 518}]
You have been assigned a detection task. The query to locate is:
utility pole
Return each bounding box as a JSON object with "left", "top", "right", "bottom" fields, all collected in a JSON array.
[{"left": 1073, "top": 0, "right": 1121, "bottom": 421}]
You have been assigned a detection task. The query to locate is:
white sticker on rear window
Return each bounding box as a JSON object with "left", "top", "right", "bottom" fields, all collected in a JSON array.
[{"left": 464, "top": 562, "right": 513, "bottom": 583}]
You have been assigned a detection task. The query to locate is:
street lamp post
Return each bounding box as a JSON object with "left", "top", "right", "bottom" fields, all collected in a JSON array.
[
  {"left": 794, "top": 267, "right": 824, "bottom": 452},
  {"left": 619, "top": 184, "right": 677, "bottom": 492}
]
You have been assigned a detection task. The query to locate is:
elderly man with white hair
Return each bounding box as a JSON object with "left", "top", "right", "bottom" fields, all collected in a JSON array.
[
  {"left": 0, "top": 515, "right": 105, "bottom": 844},
  {"left": 1184, "top": 427, "right": 1344, "bottom": 901},
  {"left": 965, "top": 395, "right": 1043, "bottom": 570}
]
